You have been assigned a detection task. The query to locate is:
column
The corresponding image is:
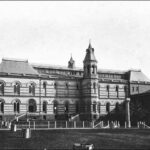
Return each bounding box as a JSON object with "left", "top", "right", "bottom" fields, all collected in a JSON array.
[{"left": 125, "top": 98, "right": 131, "bottom": 128}]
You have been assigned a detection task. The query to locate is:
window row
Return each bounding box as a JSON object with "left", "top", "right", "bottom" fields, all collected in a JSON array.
[
  {"left": 0, "top": 81, "right": 36, "bottom": 96},
  {"left": 92, "top": 102, "right": 122, "bottom": 113}
]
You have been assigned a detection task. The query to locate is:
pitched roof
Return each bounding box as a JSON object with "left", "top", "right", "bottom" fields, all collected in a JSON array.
[
  {"left": 0, "top": 58, "right": 38, "bottom": 75},
  {"left": 130, "top": 70, "right": 150, "bottom": 82}
]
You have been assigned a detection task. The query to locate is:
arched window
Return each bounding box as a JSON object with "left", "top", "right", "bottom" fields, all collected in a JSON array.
[
  {"left": 124, "top": 86, "right": 127, "bottom": 97},
  {"left": 28, "top": 99, "right": 36, "bottom": 112},
  {"left": 93, "top": 101, "right": 96, "bottom": 113},
  {"left": 107, "top": 85, "right": 110, "bottom": 98},
  {"left": 0, "top": 99, "right": 4, "bottom": 113},
  {"left": 116, "top": 85, "right": 119, "bottom": 98},
  {"left": 54, "top": 82, "right": 57, "bottom": 89},
  {"left": 43, "top": 101, "right": 47, "bottom": 113},
  {"left": 92, "top": 65, "right": 94, "bottom": 74},
  {"left": 106, "top": 102, "right": 110, "bottom": 113},
  {"left": 14, "top": 82, "right": 20, "bottom": 95},
  {"left": 97, "top": 102, "right": 101, "bottom": 113},
  {"left": 93, "top": 82, "right": 96, "bottom": 93},
  {"left": 115, "top": 102, "right": 119, "bottom": 113},
  {"left": 0, "top": 81, "right": 5, "bottom": 95},
  {"left": 14, "top": 100, "right": 20, "bottom": 113},
  {"left": 29, "top": 83, "right": 35, "bottom": 96},
  {"left": 64, "top": 101, "right": 69, "bottom": 113},
  {"left": 76, "top": 101, "right": 79, "bottom": 113},
  {"left": 87, "top": 65, "right": 90, "bottom": 74},
  {"left": 43, "top": 82, "right": 47, "bottom": 96},
  {"left": 53, "top": 100, "right": 58, "bottom": 114},
  {"left": 66, "top": 83, "right": 69, "bottom": 89}
]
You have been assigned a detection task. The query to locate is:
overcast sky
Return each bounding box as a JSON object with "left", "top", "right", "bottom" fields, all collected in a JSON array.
[{"left": 0, "top": 1, "right": 150, "bottom": 77}]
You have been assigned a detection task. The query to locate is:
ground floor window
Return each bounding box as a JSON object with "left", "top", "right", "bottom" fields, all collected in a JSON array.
[
  {"left": 43, "top": 101, "right": 47, "bottom": 113},
  {"left": 14, "top": 100, "right": 20, "bottom": 113},
  {"left": 28, "top": 99, "right": 37, "bottom": 112}
]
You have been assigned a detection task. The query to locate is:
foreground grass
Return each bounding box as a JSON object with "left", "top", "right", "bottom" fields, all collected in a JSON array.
[{"left": 0, "top": 129, "right": 150, "bottom": 149}]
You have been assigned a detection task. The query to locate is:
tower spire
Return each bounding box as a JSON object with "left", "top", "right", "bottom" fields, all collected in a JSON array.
[{"left": 88, "top": 39, "right": 92, "bottom": 49}]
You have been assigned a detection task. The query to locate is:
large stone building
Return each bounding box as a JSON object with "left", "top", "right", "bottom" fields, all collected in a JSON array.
[{"left": 0, "top": 43, "right": 150, "bottom": 121}]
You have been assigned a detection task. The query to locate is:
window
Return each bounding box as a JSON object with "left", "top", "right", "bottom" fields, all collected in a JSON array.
[
  {"left": 92, "top": 65, "right": 94, "bottom": 74},
  {"left": 97, "top": 102, "right": 101, "bottom": 113},
  {"left": 136, "top": 86, "right": 139, "bottom": 92},
  {"left": 64, "top": 101, "right": 69, "bottom": 113},
  {"left": 53, "top": 101, "right": 58, "bottom": 114},
  {"left": 76, "top": 101, "right": 79, "bottom": 113},
  {"left": 106, "top": 102, "right": 110, "bottom": 113},
  {"left": 0, "top": 82, "right": 4, "bottom": 95},
  {"left": 107, "top": 85, "right": 109, "bottom": 98},
  {"left": 29, "top": 83, "right": 35, "bottom": 96},
  {"left": 93, "top": 102, "right": 96, "bottom": 113},
  {"left": 0, "top": 100, "right": 4, "bottom": 113},
  {"left": 14, "top": 100, "right": 20, "bottom": 113},
  {"left": 115, "top": 102, "right": 119, "bottom": 112},
  {"left": 132, "top": 87, "right": 134, "bottom": 92},
  {"left": 43, "top": 101, "right": 47, "bottom": 113},
  {"left": 43, "top": 82, "right": 47, "bottom": 96},
  {"left": 14, "top": 82, "right": 20, "bottom": 95},
  {"left": 116, "top": 85, "right": 119, "bottom": 98},
  {"left": 87, "top": 65, "right": 90, "bottom": 74},
  {"left": 93, "top": 82, "right": 96, "bottom": 93}
]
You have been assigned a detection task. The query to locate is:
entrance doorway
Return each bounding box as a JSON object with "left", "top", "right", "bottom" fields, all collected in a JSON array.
[{"left": 28, "top": 99, "right": 37, "bottom": 112}]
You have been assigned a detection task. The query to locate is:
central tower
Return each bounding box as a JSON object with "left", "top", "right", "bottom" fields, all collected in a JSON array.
[{"left": 80, "top": 42, "right": 99, "bottom": 121}]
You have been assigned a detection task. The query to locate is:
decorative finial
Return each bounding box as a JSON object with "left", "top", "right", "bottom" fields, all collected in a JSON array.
[{"left": 88, "top": 39, "right": 92, "bottom": 49}]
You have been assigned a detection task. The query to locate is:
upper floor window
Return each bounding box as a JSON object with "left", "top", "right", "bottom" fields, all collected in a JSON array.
[
  {"left": 0, "top": 99, "right": 4, "bottom": 113},
  {"left": 29, "top": 83, "right": 35, "bottom": 96},
  {"left": 106, "top": 85, "right": 110, "bottom": 98},
  {"left": 14, "top": 82, "right": 20, "bottom": 95},
  {"left": 132, "top": 87, "right": 134, "bottom": 92},
  {"left": 93, "top": 102, "right": 96, "bottom": 113},
  {"left": 43, "top": 82, "right": 47, "bottom": 96},
  {"left": 136, "top": 86, "right": 139, "bottom": 92},
  {"left": 0, "top": 81, "right": 5, "bottom": 96},
  {"left": 116, "top": 85, "right": 119, "bottom": 98}
]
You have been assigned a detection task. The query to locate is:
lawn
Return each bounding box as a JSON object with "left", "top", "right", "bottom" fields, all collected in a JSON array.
[{"left": 0, "top": 129, "right": 150, "bottom": 149}]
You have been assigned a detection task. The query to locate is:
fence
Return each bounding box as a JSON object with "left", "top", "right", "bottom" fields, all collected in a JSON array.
[{"left": 16, "top": 121, "right": 93, "bottom": 129}]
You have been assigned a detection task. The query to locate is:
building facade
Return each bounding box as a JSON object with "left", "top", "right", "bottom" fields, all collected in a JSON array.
[{"left": 0, "top": 43, "right": 150, "bottom": 121}]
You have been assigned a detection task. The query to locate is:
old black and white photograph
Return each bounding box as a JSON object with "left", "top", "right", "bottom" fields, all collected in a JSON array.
[{"left": 0, "top": 1, "right": 150, "bottom": 150}]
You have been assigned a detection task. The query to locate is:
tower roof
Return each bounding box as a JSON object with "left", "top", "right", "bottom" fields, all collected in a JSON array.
[{"left": 84, "top": 42, "right": 97, "bottom": 63}]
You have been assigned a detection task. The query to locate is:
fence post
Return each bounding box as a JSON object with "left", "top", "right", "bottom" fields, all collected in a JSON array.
[
  {"left": 74, "top": 121, "right": 76, "bottom": 128},
  {"left": 125, "top": 121, "right": 126, "bottom": 128},
  {"left": 66, "top": 121, "right": 67, "bottom": 128},
  {"left": 137, "top": 122, "right": 139, "bottom": 128},
  {"left": 55, "top": 121, "right": 56, "bottom": 128}
]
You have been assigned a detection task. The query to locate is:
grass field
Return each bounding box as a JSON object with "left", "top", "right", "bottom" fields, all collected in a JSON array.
[{"left": 0, "top": 129, "right": 150, "bottom": 149}]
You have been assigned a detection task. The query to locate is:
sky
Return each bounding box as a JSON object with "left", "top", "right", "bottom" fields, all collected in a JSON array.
[{"left": 0, "top": 1, "right": 150, "bottom": 77}]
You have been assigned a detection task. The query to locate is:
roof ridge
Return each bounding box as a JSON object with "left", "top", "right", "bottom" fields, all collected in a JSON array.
[{"left": 2, "top": 58, "right": 28, "bottom": 63}]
